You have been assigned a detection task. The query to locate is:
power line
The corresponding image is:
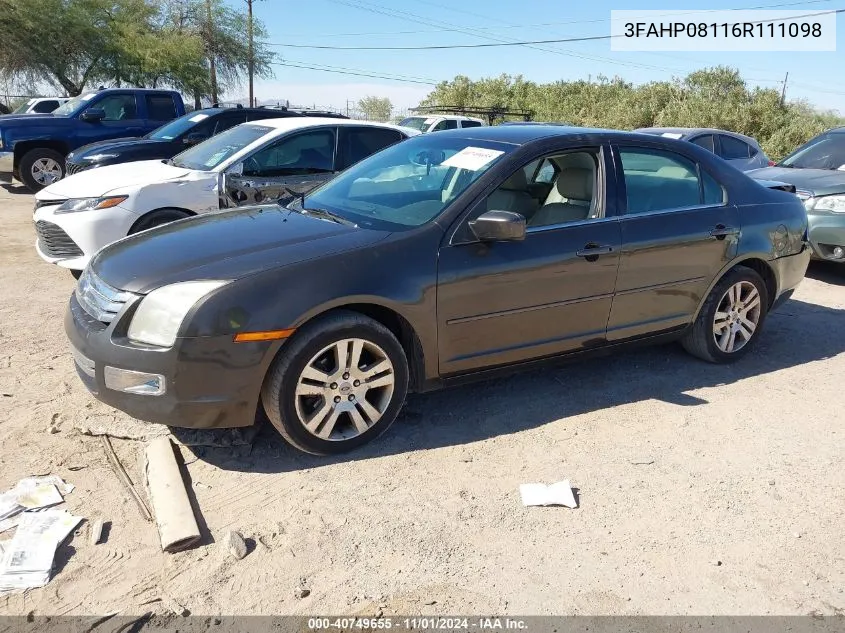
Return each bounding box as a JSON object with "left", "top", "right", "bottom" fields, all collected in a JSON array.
[
  {"left": 283, "top": 59, "right": 440, "bottom": 83},
  {"left": 271, "top": 61, "right": 437, "bottom": 85},
  {"left": 269, "top": 7, "right": 842, "bottom": 50}
]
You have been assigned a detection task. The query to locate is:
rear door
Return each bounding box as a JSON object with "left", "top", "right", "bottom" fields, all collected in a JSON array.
[
  {"left": 606, "top": 144, "right": 739, "bottom": 341},
  {"left": 223, "top": 126, "right": 338, "bottom": 206}
]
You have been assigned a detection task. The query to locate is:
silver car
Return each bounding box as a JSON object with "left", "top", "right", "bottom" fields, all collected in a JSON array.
[{"left": 634, "top": 127, "right": 770, "bottom": 171}]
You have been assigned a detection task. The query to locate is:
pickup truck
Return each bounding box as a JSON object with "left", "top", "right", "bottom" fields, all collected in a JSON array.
[{"left": 0, "top": 88, "right": 186, "bottom": 191}]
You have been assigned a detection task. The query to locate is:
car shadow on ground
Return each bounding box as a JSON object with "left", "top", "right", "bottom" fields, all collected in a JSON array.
[
  {"left": 1, "top": 183, "right": 30, "bottom": 195},
  {"left": 178, "top": 298, "right": 845, "bottom": 473},
  {"left": 807, "top": 261, "right": 845, "bottom": 286}
]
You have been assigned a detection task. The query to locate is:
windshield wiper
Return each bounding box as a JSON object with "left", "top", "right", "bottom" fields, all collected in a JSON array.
[{"left": 301, "top": 207, "right": 357, "bottom": 227}]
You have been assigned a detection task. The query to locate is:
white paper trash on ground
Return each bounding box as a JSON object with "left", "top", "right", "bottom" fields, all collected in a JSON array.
[{"left": 520, "top": 480, "right": 578, "bottom": 508}]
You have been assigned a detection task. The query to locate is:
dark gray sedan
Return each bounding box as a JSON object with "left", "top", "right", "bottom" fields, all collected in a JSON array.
[{"left": 66, "top": 126, "right": 810, "bottom": 455}]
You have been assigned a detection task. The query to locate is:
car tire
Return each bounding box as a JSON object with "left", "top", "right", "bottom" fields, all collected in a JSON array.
[
  {"left": 130, "top": 209, "right": 192, "bottom": 234},
  {"left": 682, "top": 265, "right": 769, "bottom": 363},
  {"left": 19, "top": 148, "right": 66, "bottom": 192},
  {"left": 261, "top": 310, "right": 409, "bottom": 455}
]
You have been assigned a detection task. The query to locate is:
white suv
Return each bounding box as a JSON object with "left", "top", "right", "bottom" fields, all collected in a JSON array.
[{"left": 398, "top": 115, "right": 485, "bottom": 134}]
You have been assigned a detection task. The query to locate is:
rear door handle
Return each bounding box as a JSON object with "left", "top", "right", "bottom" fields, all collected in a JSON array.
[
  {"left": 576, "top": 243, "right": 614, "bottom": 260},
  {"left": 710, "top": 224, "right": 740, "bottom": 239}
]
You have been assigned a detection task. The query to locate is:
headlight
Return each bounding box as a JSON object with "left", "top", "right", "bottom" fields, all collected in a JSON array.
[
  {"left": 85, "top": 153, "right": 118, "bottom": 162},
  {"left": 127, "top": 281, "right": 228, "bottom": 347},
  {"left": 56, "top": 196, "right": 128, "bottom": 214},
  {"left": 805, "top": 194, "right": 845, "bottom": 213}
]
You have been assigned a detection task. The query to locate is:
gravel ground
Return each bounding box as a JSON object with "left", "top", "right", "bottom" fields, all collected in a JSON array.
[{"left": 1, "top": 183, "right": 844, "bottom": 616}]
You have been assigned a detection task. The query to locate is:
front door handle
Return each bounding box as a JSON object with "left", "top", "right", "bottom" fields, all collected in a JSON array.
[
  {"left": 576, "top": 243, "right": 614, "bottom": 261},
  {"left": 710, "top": 224, "right": 740, "bottom": 240}
]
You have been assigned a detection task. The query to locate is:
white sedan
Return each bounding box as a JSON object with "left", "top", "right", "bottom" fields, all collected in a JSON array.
[{"left": 33, "top": 117, "right": 417, "bottom": 276}]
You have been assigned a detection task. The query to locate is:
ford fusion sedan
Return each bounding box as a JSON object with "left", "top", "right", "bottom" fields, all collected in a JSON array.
[
  {"left": 34, "top": 118, "right": 417, "bottom": 276},
  {"left": 635, "top": 127, "right": 770, "bottom": 171},
  {"left": 64, "top": 106, "right": 306, "bottom": 176},
  {"left": 66, "top": 125, "right": 810, "bottom": 455},
  {"left": 748, "top": 127, "right": 845, "bottom": 265}
]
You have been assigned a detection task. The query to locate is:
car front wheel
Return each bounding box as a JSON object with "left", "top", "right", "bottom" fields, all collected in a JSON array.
[
  {"left": 682, "top": 266, "right": 769, "bottom": 363},
  {"left": 261, "top": 311, "right": 409, "bottom": 455},
  {"left": 19, "top": 148, "right": 65, "bottom": 192}
]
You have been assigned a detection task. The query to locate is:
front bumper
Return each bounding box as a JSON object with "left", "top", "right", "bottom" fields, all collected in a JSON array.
[
  {"left": 33, "top": 203, "right": 136, "bottom": 270},
  {"left": 807, "top": 212, "right": 845, "bottom": 263},
  {"left": 0, "top": 150, "right": 13, "bottom": 183},
  {"left": 65, "top": 292, "right": 276, "bottom": 429}
]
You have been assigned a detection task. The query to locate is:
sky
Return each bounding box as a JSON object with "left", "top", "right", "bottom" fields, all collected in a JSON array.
[{"left": 239, "top": 0, "right": 845, "bottom": 116}]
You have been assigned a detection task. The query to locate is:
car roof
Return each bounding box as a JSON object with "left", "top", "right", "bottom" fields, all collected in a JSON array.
[
  {"left": 240, "top": 117, "right": 412, "bottom": 134},
  {"left": 636, "top": 127, "right": 761, "bottom": 145},
  {"left": 192, "top": 107, "right": 302, "bottom": 116},
  {"left": 427, "top": 124, "right": 636, "bottom": 144}
]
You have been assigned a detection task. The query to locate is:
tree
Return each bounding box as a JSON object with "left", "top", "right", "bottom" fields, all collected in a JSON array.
[{"left": 358, "top": 96, "right": 393, "bottom": 122}]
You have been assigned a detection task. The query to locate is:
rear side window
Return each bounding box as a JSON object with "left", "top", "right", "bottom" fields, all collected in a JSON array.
[
  {"left": 341, "top": 127, "right": 404, "bottom": 168},
  {"left": 461, "top": 120, "right": 482, "bottom": 128},
  {"left": 719, "top": 135, "right": 751, "bottom": 159},
  {"left": 145, "top": 95, "right": 177, "bottom": 121},
  {"left": 432, "top": 119, "right": 458, "bottom": 131},
  {"left": 620, "top": 148, "right": 721, "bottom": 214},
  {"left": 32, "top": 100, "right": 59, "bottom": 113},
  {"left": 690, "top": 134, "right": 715, "bottom": 153}
]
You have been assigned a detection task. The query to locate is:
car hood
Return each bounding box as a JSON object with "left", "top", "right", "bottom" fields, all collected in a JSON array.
[
  {"left": 68, "top": 136, "right": 153, "bottom": 158},
  {"left": 92, "top": 205, "right": 390, "bottom": 294},
  {"left": 748, "top": 167, "right": 845, "bottom": 196},
  {"left": 36, "top": 159, "right": 199, "bottom": 199},
  {"left": 0, "top": 113, "right": 66, "bottom": 126}
]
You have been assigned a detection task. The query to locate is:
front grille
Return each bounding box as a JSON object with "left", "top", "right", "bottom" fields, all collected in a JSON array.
[
  {"left": 35, "top": 221, "right": 84, "bottom": 258},
  {"left": 75, "top": 268, "right": 137, "bottom": 324},
  {"left": 34, "top": 198, "right": 65, "bottom": 210},
  {"left": 65, "top": 161, "right": 87, "bottom": 176}
]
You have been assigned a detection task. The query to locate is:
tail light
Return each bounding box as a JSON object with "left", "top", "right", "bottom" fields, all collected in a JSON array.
[{"left": 768, "top": 160, "right": 775, "bottom": 166}]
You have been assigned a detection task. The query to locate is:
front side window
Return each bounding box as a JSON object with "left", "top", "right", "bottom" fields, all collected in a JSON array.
[
  {"left": 243, "top": 129, "right": 336, "bottom": 177},
  {"left": 483, "top": 150, "right": 601, "bottom": 228},
  {"left": 300, "top": 136, "right": 514, "bottom": 230},
  {"left": 719, "top": 135, "right": 751, "bottom": 160},
  {"left": 620, "top": 148, "right": 704, "bottom": 214},
  {"left": 170, "top": 124, "right": 272, "bottom": 170},
  {"left": 214, "top": 112, "right": 247, "bottom": 134},
  {"left": 96, "top": 94, "right": 138, "bottom": 121}
]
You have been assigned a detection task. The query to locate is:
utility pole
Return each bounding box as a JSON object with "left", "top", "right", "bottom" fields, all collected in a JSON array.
[
  {"left": 780, "top": 71, "right": 789, "bottom": 106},
  {"left": 246, "top": 0, "right": 254, "bottom": 107},
  {"left": 206, "top": 0, "right": 218, "bottom": 104}
]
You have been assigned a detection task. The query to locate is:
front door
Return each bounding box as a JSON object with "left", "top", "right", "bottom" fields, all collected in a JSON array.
[
  {"left": 223, "top": 126, "right": 338, "bottom": 206},
  {"left": 606, "top": 144, "right": 740, "bottom": 341},
  {"left": 437, "top": 145, "right": 622, "bottom": 375},
  {"left": 75, "top": 93, "right": 146, "bottom": 148}
]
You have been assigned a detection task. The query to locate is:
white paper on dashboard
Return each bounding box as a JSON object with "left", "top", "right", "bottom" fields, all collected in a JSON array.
[
  {"left": 661, "top": 132, "right": 684, "bottom": 139},
  {"left": 189, "top": 113, "right": 210, "bottom": 122},
  {"left": 441, "top": 147, "right": 504, "bottom": 171}
]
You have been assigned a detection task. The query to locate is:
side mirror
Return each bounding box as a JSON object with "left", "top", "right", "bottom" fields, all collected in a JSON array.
[
  {"left": 469, "top": 210, "right": 526, "bottom": 242},
  {"left": 183, "top": 132, "right": 208, "bottom": 146},
  {"left": 80, "top": 108, "right": 105, "bottom": 122},
  {"left": 227, "top": 162, "right": 244, "bottom": 176}
]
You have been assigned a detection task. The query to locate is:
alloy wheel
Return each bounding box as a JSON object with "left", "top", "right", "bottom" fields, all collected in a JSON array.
[
  {"left": 31, "top": 158, "right": 63, "bottom": 186},
  {"left": 712, "top": 280, "right": 762, "bottom": 353},
  {"left": 294, "top": 338, "right": 395, "bottom": 441}
]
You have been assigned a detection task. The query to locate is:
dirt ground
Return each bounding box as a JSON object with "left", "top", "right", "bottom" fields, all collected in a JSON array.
[{"left": 0, "top": 183, "right": 844, "bottom": 617}]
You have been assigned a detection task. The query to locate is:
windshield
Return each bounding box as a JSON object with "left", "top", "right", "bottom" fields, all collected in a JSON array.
[
  {"left": 170, "top": 124, "right": 272, "bottom": 171},
  {"left": 299, "top": 135, "right": 514, "bottom": 230},
  {"left": 398, "top": 117, "right": 432, "bottom": 132},
  {"left": 148, "top": 111, "right": 212, "bottom": 140},
  {"left": 52, "top": 92, "right": 99, "bottom": 116},
  {"left": 12, "top": 100, "right": 33, "bottom": 114},
  {"left": 779, "top": 133, "right": 845, "bottom": 170}
]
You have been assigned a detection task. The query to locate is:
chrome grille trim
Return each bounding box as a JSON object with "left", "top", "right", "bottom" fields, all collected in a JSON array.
[
  {"left": 34, "top": 220, "right": 83, "bottom": 258},
  {"left": 75, "top": 268, "right": 137, "bottom": 323},
  {"left": 65, "top": 161, "right": 86, "bottom": 176},
  {"left": 34, "top": 198, "right": 65, "bottom": 209},
  {"left": 796, "top": 189, "right": 813, "bottom": 201}
]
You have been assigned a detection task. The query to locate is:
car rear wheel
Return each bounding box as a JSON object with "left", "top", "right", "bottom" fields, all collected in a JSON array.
[
  {"left": 19, "top": 148, "right": 65, "bottom": 192},
  {"left": 682, "top": 266, "right": 769, "bottom": 363},
  {"left": 261, "top": 311, "right": 409, "bottom": 455}
]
